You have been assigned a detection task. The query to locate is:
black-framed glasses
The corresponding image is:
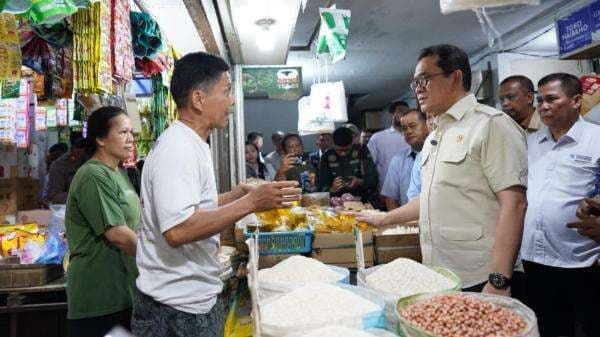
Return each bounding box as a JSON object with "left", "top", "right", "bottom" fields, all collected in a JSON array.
[{"left": 410, "top": 72, "right": 448, "bottom": 92}]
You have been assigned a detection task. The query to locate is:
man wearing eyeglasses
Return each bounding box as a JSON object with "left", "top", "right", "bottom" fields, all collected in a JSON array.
[{"left": 407, "top": 44, "right": 528, "bottom": 296}]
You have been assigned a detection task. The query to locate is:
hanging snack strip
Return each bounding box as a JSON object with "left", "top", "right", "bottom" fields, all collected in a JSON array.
[
  {"left": 112, "top": 0, "right": 134, "bottom": 83},
  {"left": 0, "top": 14, "right": 21, "bottom": 82},
  {"left": 73, "top": 0, "right": 113, "bottom": 94}
]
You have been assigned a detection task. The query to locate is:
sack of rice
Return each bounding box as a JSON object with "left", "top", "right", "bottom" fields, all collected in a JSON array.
[
  {"left": 258, "top": 255, "right": 349, "bottom": 300},
  {"left": 260, "top": 283, "right": 385, "bottom": 337},
  {"left": 357, "top": 258, "right": 460, "bottom": 331},
  {"left": 284, "top": 325, "right": 398, "bottom": 337}
]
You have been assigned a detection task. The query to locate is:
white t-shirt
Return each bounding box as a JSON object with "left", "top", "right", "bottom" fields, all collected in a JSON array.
[{"left": 136, "top": 121, "right": 221, "bottom": 314}]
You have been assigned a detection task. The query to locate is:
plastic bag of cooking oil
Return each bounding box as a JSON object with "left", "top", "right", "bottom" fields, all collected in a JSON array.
[
  {"left": 440, "top": 0, "right": 539, "bottom": 15},
  {"left": 316, "top": 7, "right": 351, "bottom": 64}
]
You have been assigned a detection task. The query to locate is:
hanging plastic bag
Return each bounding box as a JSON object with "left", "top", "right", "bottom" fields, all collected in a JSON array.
[
  {"left": 29, "top": 0, "right": 78, "bottom": 25},
  {"left": 2, "top": 0, "right": 32, "bottom": 14},
  {"left": 440, "top": 0, "right": 540, "bottom": 15},
  {"left": 297, "top": 96, "right": 335, "bottom": 136},
  {"left": 316, "top": 7, "right": 351, "bottom": 64},
  {"left": 309, "top": 81, "right": 348, "bottom": 122}
]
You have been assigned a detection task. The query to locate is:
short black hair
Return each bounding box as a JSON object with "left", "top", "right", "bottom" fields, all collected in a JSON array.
[
  {"left": 170, "top": 52, "right": 230, "bottom": 108},
  {"left": 333, "top": 127, "right": 353, "bottom": 147},
  {"left": 389, "top": 100, "right": 409, "bottom": 113},
  {"left": 538, "top": 73, "right": 583, "bottom": 98},
  {"left": 70, "top": 131, "right": 84, "bottom": 149},
  {"left": 500, "top": 75, "right": 535, "bottom": 94},
  {"left": 49, "top": 142, "right": 68, "bottom": 154},
  {"left": 85, "top": 106, "right": 128, "bottom": 155},
  {"left": 419, "top": 44, "right": 471, "bottom": 91},
  {"left": 247, "top": 131, "right": 263, "bottom": 142},
  {"left": 271, "top": 131, "right": 285, "bottom": 141},
  {"left": 403, "top": 109, "right": 426, "bottom": 121},
  {"left": 281, "top": 133, "right": 303, "bottom": 154}
]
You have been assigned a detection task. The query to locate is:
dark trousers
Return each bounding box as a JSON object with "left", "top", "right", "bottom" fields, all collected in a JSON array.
[
  {"left": 132, "top": 287, "right": 225, "bottom": 337},
  {"left": 522, "top": 260, "right": 600, "bottom": 337},
  {"left": 68, "top": 309, "right": 131, "bottom": 337}
]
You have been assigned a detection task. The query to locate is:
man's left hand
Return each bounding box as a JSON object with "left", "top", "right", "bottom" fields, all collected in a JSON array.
[
  {"left": 234, "top": 183, "right": 254, "bottom": 199},
  {"left": 482, "top": 282, "right": 511, "bottom": 297}
]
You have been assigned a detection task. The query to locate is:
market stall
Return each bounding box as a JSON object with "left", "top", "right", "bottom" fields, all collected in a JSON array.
[{"left": 0, "top": 2, "right": 203, "bottom": 336}]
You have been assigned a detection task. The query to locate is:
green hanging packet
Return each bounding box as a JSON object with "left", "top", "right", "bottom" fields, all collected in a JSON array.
[
  {"left": 29, "top": 0, "right": 77, "bottom": 25},
  {"left": 316, "top": 7, "right": 351, "bottom": 64}
]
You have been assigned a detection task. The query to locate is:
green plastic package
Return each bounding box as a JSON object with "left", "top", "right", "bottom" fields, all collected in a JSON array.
[
  {"left": 316, "top": 7, "right": 351, "bottom": 64},
  {"left": 29, "top": 0, "right": 77, "bottom": 25}
]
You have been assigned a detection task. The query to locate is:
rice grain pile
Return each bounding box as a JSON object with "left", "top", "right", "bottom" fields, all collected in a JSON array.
[
  {"left": 366, "top": 258, "right": 455, "bottom": 296},
  {"left": 297, "top": 325, "right": 376, "bottom": 337},
  {"left": 380, "top": 225, "right": 419, "bottom": 235},
  {"left": 261, "top": 283, "right": 379, "bottom": 327},
  {"left": 259, "top": 255, "right": 343, "bottom": 283}
]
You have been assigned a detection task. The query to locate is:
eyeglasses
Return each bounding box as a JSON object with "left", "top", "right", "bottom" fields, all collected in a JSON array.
[{"left": 410, "top": 72, "right": 448, "bottom": 92}]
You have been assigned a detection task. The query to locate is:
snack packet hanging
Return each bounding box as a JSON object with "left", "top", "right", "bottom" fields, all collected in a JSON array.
[
  {"left": 316, "top": 7, "right": 351, "bottom": 64},
  {"left": 29, "top": 0, "right": 78, "bottom": 25}
]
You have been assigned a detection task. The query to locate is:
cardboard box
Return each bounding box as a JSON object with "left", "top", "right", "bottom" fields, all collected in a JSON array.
[
  {"left": 374, "top": 232, "right": 422, "bottom": 264},
  {"left": 17, "top": 178, "right": 39, "bottom": 211},
  {"left": 0, "top": 178, "right": 18, "bottom": 223},
  {"left": 258, "top": 254, "right": 296, "bottom": 269},
  {"left": 17, "top": 209, "right": 51, "bottom": 226},
  {"left": 310, "top": 231, "right": 374, "bottom": 268}
]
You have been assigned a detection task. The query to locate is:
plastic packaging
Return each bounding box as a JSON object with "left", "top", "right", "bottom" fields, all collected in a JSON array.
[
  {"left": 29, "top": 0, "right": 78, "bottom": 25},
  {"left": 316, "top": 7, "right": 351, "bottom": 64},
  {"left": 260, "top": 283, "right": 386, "bottom": 337},
  {"left": 396, "top": 291, "right": 539, "bottom": 337},
  {"left": 297, "top": 96, "right": 335, "bottom": 136},
  {"left": 358, "top": 264, "right": 461, "bottom": 332},
  {"left": 309, "top": 82, "right": 348, "bottom": 123},
  {"left": 259, "top": 264, "right": 350, "bottom": 300},
  {"left": 440, "top": 0, "right": 540, "bottom": 14}
]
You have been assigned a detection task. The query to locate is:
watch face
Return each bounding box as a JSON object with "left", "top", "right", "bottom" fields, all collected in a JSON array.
[{"left": 489, "top": 273, "right": 509, "bottom": 289}]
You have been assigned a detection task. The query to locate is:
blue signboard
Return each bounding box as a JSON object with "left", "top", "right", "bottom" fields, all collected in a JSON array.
[
  {"left": 591, "top": 0, "right": 600, "bottom": 41},
  {"left": 558, "top": 5, "right": 592, "bottom": 56}
]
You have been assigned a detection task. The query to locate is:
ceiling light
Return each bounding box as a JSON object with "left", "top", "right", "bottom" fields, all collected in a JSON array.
[{"left": 256, "top": 18, "right": 276, "bottom": 52}]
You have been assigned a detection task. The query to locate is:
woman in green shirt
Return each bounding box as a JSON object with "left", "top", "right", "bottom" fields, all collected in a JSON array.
[{"left": 65, "top": 106, "right": 140, "bottom": 337}]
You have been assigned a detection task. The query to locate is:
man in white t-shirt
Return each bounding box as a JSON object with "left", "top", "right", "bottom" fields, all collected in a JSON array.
[{"left": 133, "top": 52, "right": 301, "bottom": 337}]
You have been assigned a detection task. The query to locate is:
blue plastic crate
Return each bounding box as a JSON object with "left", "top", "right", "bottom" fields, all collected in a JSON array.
[{"left": 243, "top": 227, "right": 313, "bottom": 255}]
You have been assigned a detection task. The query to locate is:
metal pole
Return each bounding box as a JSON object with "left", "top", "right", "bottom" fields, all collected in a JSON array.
[{"left": 233, "top": 64, "right": 246, "bottom": 186}]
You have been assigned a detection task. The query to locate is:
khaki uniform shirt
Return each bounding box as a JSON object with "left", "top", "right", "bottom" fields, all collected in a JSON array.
[
  {"left": 419, "top": 94, "right": 528, "bottom": 287},
  {"left": 524, "top": 110, "right": 542, "bottom": 133}
]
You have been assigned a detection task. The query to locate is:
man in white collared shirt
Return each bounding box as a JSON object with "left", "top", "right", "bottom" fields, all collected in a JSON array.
[
  {"left": 521, "top": 73, "right": 600, "bottom": 337},
  {"left": 367, "top": 101, "right": 410, "bottom": 188}
]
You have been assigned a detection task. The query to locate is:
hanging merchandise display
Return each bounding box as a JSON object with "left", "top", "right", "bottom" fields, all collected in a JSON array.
[
  {"left": 73, "top": 0, "right": 113, "bottom": 94},
  {"left": 29, "top": 0, "right": 78, "bottom": 25},
  {"left": 316, "top": 7, "right": 351, "bottom": 64},
  {"left": 112, "top": 0, "right": 134, "bottom": 83},
  {"left": 56, "top": 98, "right": 68, "bottom": 126},
  {"left": 35, "top": 106, "right": 46, "bottom": 131},
  {"left": 440, "top": 0, "right": 540, "bottom": 15},
  {"left": 297, "top": 96, "right": 335, "bottom": 136},
  {"left": 130, "top": 11, "right": 163, "bottom": 59},
  {"left": 309, "top": 81, "right": 348, "bottom": 123},
  {"left": 46, "top": 105, "right": 57, "bottom": 128},
  {"left": 0, "top": 14, "right": 22, "bottom": 82}
]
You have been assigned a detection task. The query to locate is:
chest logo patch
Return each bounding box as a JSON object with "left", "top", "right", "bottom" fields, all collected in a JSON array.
[
  {"left": 328, "top": 154, "right": 337, "bottom": 162},
  {"left": 456, "top": 134, "right": 464, "bottom": 143},
  {"left": 569, "top": 154, "right": 592, "bottom": 163}
]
